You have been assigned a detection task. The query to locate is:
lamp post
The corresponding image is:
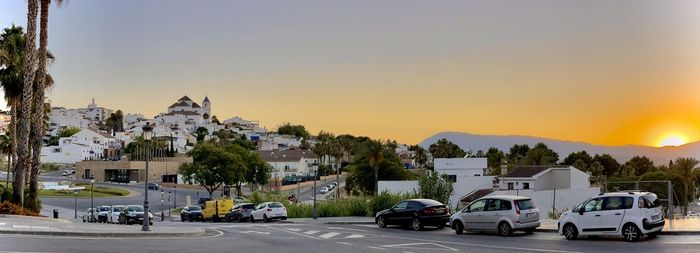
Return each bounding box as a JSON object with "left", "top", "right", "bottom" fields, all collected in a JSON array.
[
  {"left": 168, "top": 190, "right": 171, "bottom": 217},
  {"left": 161, "top": 189, "right": 165, "bottom": 222},
  {"left": 90, "top": 176, "right": 95, "bottom": 221},
  {"left": 312, "top": 162, "right": 318, "bottom": 220},
  {"left": 74, "top": 189, "right": 78, "bottom": 219},
  {"left": 142, "top": 122, "right": 154, "bottom": 231}
]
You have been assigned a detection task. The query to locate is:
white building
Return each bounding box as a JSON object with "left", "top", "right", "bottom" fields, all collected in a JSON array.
[
  {"left": 154, "top": 95, "right": 217, "bottom": 135},
  {"left": 498, "top": 165, "right": 590, "bottom": 191},
  {"left": 41, "top": 129, "right": 119, "bottom": 163},
  {"left": 256, "top": 150, "right": 319, "bottom": 178},
  {"left": 434, "top": 158, "right": 488, "bottom": 179}
]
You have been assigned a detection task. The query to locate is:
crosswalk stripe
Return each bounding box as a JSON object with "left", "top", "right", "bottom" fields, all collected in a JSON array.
[
  {"left": 0, "top": 223, "right": 6, "bottom": 226},
  {"left": 344, "top": 234, "right": 364, "bottom": 239},
  {"left": 319, "top": 232, "right": 341, "bottom": 239},
  {"left": 304, "top": 230, "right": 320, "bottom": 235},
  {"left": 284, "top": 228, "right": 303, "bottom": 232}
]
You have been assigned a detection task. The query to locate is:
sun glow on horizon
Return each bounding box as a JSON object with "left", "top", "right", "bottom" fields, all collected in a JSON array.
[{"left": 658, "top": 134, "right": 687, "bottom": 147}]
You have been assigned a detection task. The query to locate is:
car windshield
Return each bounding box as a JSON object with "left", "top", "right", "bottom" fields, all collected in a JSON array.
[
  {"left": 515, "top": 199, "right": 535, "bottom": 210},
  {"left": 242, "top": 204, "right": 255, "bottom": 209},
  {"left": 99, "top": 206, "right": 110, "bottom": 211},
  {"left": 127, "top": 206, "right": 144, "bottom": 212},
  {"left": 113, "top": 207, "right": 124, "bottom": 212},
  {"left": 268, "top": 202, "right": 284, "bottom": 208},
  {"left": 188, "top": 206, "right": 201, "bottom": 211},
  {"left": 642, "top": 194, "right": 660, "bottom": 208}
]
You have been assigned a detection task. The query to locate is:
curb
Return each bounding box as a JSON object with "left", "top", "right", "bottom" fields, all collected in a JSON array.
[{"left": 0, "top": 228, "right": 208, "bottom": 238}]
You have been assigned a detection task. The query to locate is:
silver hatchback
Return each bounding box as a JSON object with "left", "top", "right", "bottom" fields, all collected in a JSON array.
[{"left": 450, "top": 195, "right": 541, "bottom": 236}]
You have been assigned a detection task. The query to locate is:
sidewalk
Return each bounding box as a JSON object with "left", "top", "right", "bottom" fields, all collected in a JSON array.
[{"left": 0, "top": 214, "right": 207, "bottom": 237}]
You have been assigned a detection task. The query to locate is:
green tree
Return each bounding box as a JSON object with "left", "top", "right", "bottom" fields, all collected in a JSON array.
[
  {"left": 428, "top": 138, "right": 466, "bottom": 159},
  {"left": 277, "top": 123, "right": 310, "bottom": 139},
  {"left": 57, "top": 127, "right": 80, "bottom": 137},
  {"left": 346, "top": 139, "right": 414, "bottom": 195},
  {"left": 105, "top": 110, "right": 124, "bottom": 132},
  {"left": 211, "top": 115, "right": 220, "bottom": 124},
  {"left": 485, "top": 147, "right": 505, "bottom": 170},
  {"left": 416, "top": 172, "right": 454, "bottom": 205},
  {"left": 593, "top": 154, "right": 620, "bottom": 177},
  {"left": 588, "top": 161, "right": 604, "bottom": 182},
  {"left": 409, "top": 145, "right": 428, "bottom": 170},
  {"left": 671, "top": 157, "right": 699, "bottom": 214},
  {"left": 623, "top": 156, "right": 655, "bottom": 176},
  {"left": 523, "top": 142, "right": 559, "bottom": 165},
  {"left": 179, "top": 142, "right": 246, "bottom": 197},
  {"left": 562, "top": 151, "right": 593, "bottom": 167},
  {"left": 195, "top": 127, "right": 208, "bottom": 142},
  {"left": 573, "top": 159, "right": 588, "bottom": 173},
  {"left": 507, "top": 144, "right": 530, "bottom": 165}
]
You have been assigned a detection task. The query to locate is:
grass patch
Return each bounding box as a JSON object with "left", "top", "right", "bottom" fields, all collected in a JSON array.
[{"left": 1, "top": 182, "right": 129, "bottom": 198}]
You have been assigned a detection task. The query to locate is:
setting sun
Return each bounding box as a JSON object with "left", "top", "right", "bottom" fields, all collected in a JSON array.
[{"left": 658, "top": 134, "right": 687, "bottom": 147}]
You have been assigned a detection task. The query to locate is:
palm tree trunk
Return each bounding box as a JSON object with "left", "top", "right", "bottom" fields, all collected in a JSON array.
[
  {"left": 374, "top": 165, "right": 379, "bottom": 195},
  {"left": 10, "top": 103, "right": 17, "bottom": 180},
  {"left": 336, "top": 156, "right": 340, "bottom": 199}
]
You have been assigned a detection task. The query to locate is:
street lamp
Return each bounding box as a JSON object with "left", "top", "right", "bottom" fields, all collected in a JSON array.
[
  {"left": 74, "top": 189, "right": 79, "bottom": 219},
  {"left": 168, "top": 190, "right": 171, "bottom": 218},
  {"left": 161, "top": 189, "right": 165, "bottom": 222},
  {"left": 90, "top": 176, "right": 95, "bottom": 222},
  {"left": 312, "top": 162, "right": 318, "bottom": 220},
  {"left": 142, "top": 122, "right": 154, "bottom": 231}
]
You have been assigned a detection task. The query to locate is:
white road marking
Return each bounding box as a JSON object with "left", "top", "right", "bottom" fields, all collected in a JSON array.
[
  {"left": 0, "top": 223, "right": 6, "bottom": 226},
  {"left": 381, "top": 242, "right": 458, "bottom": 252},
  {"left": 344, "top": 234, "right": 365, "bottom": 239},
  {"left": 368, "top": 246, "right": 385, "bottom": 250},
  {"left": 268, "top": 226, "right": 321, "bottom": 240},
  {"left": 239, "top": 230, "right": 270, "bottom": 235},
  {"left": 336, "top": 242, "right": 353, "bottom": 245},
  {"left": 283, "top": 228, "right": 303, "bottom": 232},
  {"left": 11, "top": 225, "right": 49, "bottom": 230},
  {"left": 327, "top": 226, "right": 369, "bottom": 232},
  {"left": 319, "top": 232, "right": 341, "bottom": 239},
  {"left": 372, "top": 232, "right": 584, "bottom": 253},
  {"left": 303, "top": 230, "right": 320, "bottom": 235}
]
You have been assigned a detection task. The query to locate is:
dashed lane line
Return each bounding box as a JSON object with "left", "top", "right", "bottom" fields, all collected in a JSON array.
[
  {"left": 319, "top": 232, "right": 341, "bottom": 239},
  {"left": 303, "top": 230, "right": 320, "bottom": 235},
  {"left": 336, "top": 242, "right": 353, "bottom": 245}
]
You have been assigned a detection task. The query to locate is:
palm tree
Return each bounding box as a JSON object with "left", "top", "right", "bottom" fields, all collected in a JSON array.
[
  {"left": 0, "top": 25, "right": 25, "bottom": 184},
  {"left": 672, "top": 157, "right": 699, "bottom": 214},
  {"left": 365, "top": 139, "right": 384, "bottom": 195},
  {"left": 0, "top": 135, "right": 12, "bottom": 188}
]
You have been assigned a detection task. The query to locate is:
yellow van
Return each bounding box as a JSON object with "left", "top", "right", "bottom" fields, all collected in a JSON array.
[{"left": 202, "top": 199, "right": 233, "bottom": 222}]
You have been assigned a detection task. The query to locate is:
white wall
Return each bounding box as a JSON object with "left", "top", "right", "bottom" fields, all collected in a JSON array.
[
  {"left": 378, "top": 181, "right": 419, "bottom": 194},
  {"left": 570, "top": 168, "right": 590, "bottom": 189},
  {"left": 40, "top": 144, "right": 85, "bottom": 164},
  {"left": 452, "top": 176, "right": 495, "bottom": 208},
  {"left": 488, "top": 188, "right": 601, "bottom": 217},
  {"left": 434, "top": 158, "right": 487, "bottom": 177}
]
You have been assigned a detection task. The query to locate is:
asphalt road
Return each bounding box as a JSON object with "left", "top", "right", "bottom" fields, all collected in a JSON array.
[{"left": 1, "top": 221, "right": 700, "bottom": 253}]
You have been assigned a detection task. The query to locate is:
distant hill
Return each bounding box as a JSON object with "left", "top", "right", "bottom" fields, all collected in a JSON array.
[{"left": 419, "top": 132, "right": 700, "bottom": 165}]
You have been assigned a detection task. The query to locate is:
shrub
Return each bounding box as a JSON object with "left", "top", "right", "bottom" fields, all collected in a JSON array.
[
  {"left": 368, "top": 191, "right": 417, "bottom": 215},
  {"left": 0, "top": 201, "right": 40, "bottom": 216}
]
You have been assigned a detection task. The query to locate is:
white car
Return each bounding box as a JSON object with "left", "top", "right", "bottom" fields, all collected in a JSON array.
[
  {"left": 687, "top": 211, "right": 700, "bottom": 217},
  {"left": 109, "top": 205, "right": 125, "bottom": 224},
  {"left": 251, "top": 202, "right": 287, "bottom": 222},
  {"left": 558, "top": 192, "right": 664, "bottom": 242},
  {"left": 319, "top": 187, "right": 329, "bottom": 194}
]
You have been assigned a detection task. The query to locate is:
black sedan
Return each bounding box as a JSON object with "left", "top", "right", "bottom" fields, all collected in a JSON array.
[
  {"left": 375, "top": 199, "right": 450, "bottom": 231},
  {"left": 180, "top": 205, "right": 203, "bottom": 222},
  {"left": 226, "top": 203, "right": 255, "bottom": 222}
]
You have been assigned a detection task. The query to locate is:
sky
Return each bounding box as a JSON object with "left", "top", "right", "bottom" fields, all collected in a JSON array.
[{"left": 1, "top": 0, "right": 700, "bottom": 147}]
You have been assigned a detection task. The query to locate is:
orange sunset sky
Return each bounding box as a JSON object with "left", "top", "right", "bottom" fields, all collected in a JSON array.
[{"left": 1, "top": 0, "right": 700, "bottom": 146}]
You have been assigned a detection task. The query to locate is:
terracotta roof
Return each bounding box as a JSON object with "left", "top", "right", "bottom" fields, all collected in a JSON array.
[
  {"left": 501, "top": 165, "right": 569, "bottom": 178},
  {"left": 191, "top": 102, "right": 201, "bottom": 108},
  {"left": 256, "top": 149, "right": 318, "bottom": 162},
  {"left": 168, "top": 101, "right": 189, "bottom": 108},
  {"left": 178, "top": 95, "right": 192, "bottom": 102}
]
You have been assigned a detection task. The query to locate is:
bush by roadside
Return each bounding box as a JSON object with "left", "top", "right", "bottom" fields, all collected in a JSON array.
[{"left": 0, "top": 201, "right": 40, "bottom": 216}]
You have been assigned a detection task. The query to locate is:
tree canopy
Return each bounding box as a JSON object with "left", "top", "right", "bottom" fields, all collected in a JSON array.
[
  {"left": 428, "top": 138, "right": 466, "bottom": 159},
  {"left": 277, "top": 123, "right": 310, "bottom": 139},
  {"left": 522, "top": 142, "right": 559, "bottom": 165},
  {"left": 346, "top": 140, "right": 415, "bottom": 195}
]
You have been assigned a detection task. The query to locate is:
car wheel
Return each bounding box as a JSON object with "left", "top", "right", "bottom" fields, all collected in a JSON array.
[
  {"left": 563, "top": 223, "right": 578, "bottom": 240},
  {"left": 189, "top": 216, "right": 193, "bottom": 222},
  {"left": 264, "top": 214, "right": 271, "bottom": 222},
  {"left": 453, "top": 221, "right": 464, "bottom": 235},
  {"left": 412, "top": 217, "right": 423, "bottom": 231},
  {"left": 437, "top": 224, "right": 445, "bottom": 229},
  {"left": 251, "top": 215, "right": 255, "bottom": 223},
  {"left": 623, "top": 223, "right": 641, "bottom": 242},
  {"left": 281, "top": 217, "right": 287, "bottom": 221},
  {"left": 377, "top": 216, "right": 387, "bottom": 228},
  {"left": 498, "top": 222, "right": 512, "bottom": 236}
]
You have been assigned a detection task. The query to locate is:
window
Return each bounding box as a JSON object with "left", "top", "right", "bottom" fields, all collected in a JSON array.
[
  {"left": 523, "top": 183, "right": 530, "bottom": 189},
  {"left": 473, "top": 174, "right": 481, "bottom": 177},
  {"left": 485, "top": 199, "right": 511, "bottom": 211},
  {"left": 467, "top": 199, "right": 486, "bottom": 212},
  {"left": 393, "top": 201, "right": 408, "bottom": 210},
  {"left": 447, "top": 175, "right": 457, "bottom": 182},
  {"left": 640, "top": 194, "right": 660, "bottom": 208},
  {"left": 603, "top": 197, "right": 633, "bottom": 210},
  {"left": 515, "top": 199, "right": 535, "bottom": 210},
  {"left": 507, "top": 183, "right": 514, "bottom": 190},
  {"left": 582, "top": 198, "right": 603, "bottom": 212}
]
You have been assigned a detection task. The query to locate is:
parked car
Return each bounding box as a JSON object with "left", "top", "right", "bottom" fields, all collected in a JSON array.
[
  {"left": 82, "top": 208, "right": 97, "bottom": 223},
  {"left": 450, "top": 195, "right": 539, "bottom": 236},
  {"left": 320, "top": 187, "right": 329, "bottom": 194},
  {"left": 96, "top": 205, "right": 111, "bottom": 223},
  {"left": 232, "top": 196, "right": 248, "bottom": 204},
  {"left": 202, "top": 199, "right": 233, "bottom": 222},
  {"left": 376, "top": 199, "right": 450, "bottom": 231},
  {"left": 687, "top": 211, "right": 699, "bottom": 217},
  {"left": 62, "top": 170, "right": 69, "bottom": 176},
  {"left": 180, "top": 205, "right": 203, "bottom": 222},
  {"left": 251, "top": 202, "right": 287, "bottom": 222},
  {"left": 330, "top": 182, "right": 338, "bottom": 188},
  {"left": 147, "top": 183, "right": 159, "bottom": 190},
  {"left": 226, "top": 203, "right": 256, "bottom": 222},
  {"left": 558, "top": 192, "right": 664, "bottom": 242},
  {"left": 109, "top": 205, "right": 125, "bottom": 224},
  {"left": 119, "top": 205, "right": 153, "bottom": 225}
]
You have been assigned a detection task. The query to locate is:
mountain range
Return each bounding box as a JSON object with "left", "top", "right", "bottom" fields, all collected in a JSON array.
[{"left": 419, "top": 132, "right": 700, "bottom": 165}]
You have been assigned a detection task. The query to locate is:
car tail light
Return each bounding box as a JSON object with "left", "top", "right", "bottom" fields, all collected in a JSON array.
[
  {"left": 514, "top": 201, "right": 521, "bottom": 215},
  {"left": 422, "top": 208, "right": 435, "bottom": 215},
  {"left": 267, "top": 208, "right": 272, "bottom": 211}
]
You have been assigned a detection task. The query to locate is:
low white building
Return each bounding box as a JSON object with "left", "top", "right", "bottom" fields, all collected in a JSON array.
[
  {"left": 256, "top": 150, "right": 319, "bottom": 178},
  {"left": 498, "top": 165, "right": 589, "bottom": 191},
  {"left": 41, "top": 128, "right": 120, "bottom": 163}
]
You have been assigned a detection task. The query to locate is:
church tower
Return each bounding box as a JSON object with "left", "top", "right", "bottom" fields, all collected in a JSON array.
[{"left": 202, "top": 96, "right": 211, "bottom": 121}]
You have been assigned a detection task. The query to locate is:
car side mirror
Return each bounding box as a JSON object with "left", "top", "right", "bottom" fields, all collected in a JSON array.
[{"left": 578, "top": 209, "right": 584, "bottom": 215}]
